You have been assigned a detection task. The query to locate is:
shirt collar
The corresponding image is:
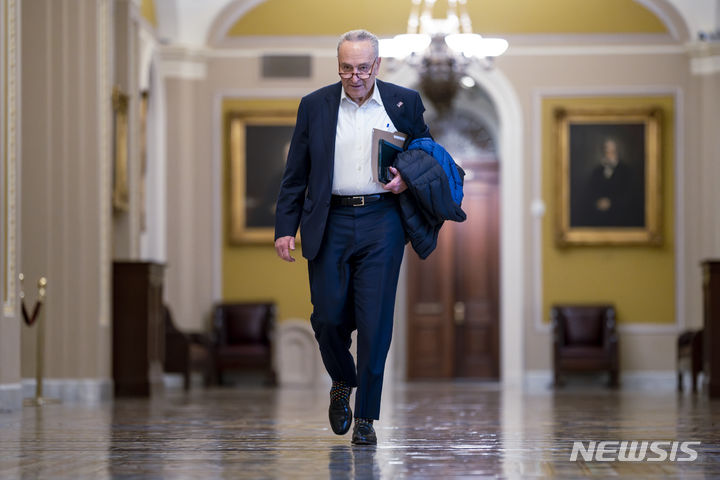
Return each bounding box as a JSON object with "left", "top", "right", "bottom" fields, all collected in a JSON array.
[{"left": 340, "top": 80, "right": 383, "bottom": 107}]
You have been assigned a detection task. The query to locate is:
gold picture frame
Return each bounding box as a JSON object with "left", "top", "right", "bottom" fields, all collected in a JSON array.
[
  {"left": 139, "top": 90, "right": 149, "bottom": 231},
  {"left": 112, "top": 86, "right": 129, "bottom": 212},
  {"left": 226, "top": 111, "right": 296, "bottom": 244},
  {"left": 555, "top": 107, "right": 662, "bottom": 246}
]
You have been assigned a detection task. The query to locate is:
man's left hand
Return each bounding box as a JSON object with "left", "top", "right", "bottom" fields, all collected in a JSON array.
[{"left": 383, "top": 166, "right": 407, "bottom": 194}]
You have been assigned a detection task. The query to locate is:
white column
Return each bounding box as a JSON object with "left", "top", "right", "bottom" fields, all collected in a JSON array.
[{"left": 0, "top": 0, "right": 22, "bottom": 410}]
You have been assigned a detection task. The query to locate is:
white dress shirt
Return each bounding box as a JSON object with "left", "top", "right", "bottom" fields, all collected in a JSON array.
[{"left": 332, "top": 81, "right": 397, "bottom": 195}]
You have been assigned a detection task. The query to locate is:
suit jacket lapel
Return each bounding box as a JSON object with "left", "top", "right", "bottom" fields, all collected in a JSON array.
[
  {"left": 322, "top": 83, "right": 341, "bottom": 185},
  {"left": 377, "top": 79, "right": 409, "bottom": 134},
  {"left": 324, "top": 83, "right": 341, "bottom": 160}
]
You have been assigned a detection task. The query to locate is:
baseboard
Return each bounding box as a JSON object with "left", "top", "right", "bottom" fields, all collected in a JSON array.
[
  {"left": 621, "top": 370, "right": 678, "bottom": 391},
  {"left": 0, "top": 383, "right": 23, "bottom": 411},
  {"left": 524, "top": 370, "right": 677, "bottom": 392},
  {"left": 21, "top": 378, "right": 113, "bottom": 404},
  {"left": 524, "top": 370, "right": 554, "bottom": 391},
  {"left": 163, "top": 373, "right": 185, "bottom": 390}
]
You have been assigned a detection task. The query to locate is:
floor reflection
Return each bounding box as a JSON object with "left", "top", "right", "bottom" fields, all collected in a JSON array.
[{"left": 0, "top": 382, "right": 718, "bottom": 478}]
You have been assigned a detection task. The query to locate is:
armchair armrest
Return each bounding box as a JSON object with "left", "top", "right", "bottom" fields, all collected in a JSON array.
[
  {"left": 551, "top": 307, "right": 564, "bottom": 349},
  {"left": 261, "top": 305, "right": 277, "bottom": 345},
  {"left": 602, "top": 307, "right": 618, "bottom": 351}
]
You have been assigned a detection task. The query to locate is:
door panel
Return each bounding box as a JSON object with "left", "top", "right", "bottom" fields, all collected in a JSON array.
[
  {"left": 407, "top": 225, "right": 454, "bottom": 378},
  {"left": 454, "top": 172, "right": 499, "bottom": 378},
  {"left": 407, "top": 162, "right": 499, "bottom": 379}
]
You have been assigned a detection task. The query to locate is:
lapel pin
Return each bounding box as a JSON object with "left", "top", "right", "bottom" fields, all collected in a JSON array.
[{"left": 396, "top": 101, "right": 403, "bottom": 108}]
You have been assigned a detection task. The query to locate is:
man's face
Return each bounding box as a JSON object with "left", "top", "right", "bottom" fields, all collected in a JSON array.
[
  {"left": 337, "top": 40, "right": 380, "bottom": 105},
  {"left": 603, "top": 139, "right": 618, "bottom": 165}
]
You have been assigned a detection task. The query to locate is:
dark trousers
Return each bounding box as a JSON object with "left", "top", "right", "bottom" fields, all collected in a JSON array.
[{"left": 308, "top": 196, "right": 405, "bottom": 420}]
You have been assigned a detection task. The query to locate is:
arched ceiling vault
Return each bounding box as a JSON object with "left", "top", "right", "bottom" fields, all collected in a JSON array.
[
  {"left": 147, "top": 0, "right": 702, "bottom": 48},
  {"left": 226, "top": 0, "right": 668, "bottom": 37}
]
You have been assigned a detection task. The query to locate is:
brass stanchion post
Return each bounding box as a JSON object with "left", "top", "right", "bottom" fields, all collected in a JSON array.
[{"left": 23, "top": 276, "right": 59, "bottom": 406}]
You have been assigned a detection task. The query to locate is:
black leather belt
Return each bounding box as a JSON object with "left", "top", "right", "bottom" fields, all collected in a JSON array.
[{"left": 331, "top": 193, "right": 392, "bottom": 207}]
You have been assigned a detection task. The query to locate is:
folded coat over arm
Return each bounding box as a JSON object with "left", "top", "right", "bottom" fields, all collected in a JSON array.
[{"left": 394, "top": 148, "right": 466, "bottom": 259}]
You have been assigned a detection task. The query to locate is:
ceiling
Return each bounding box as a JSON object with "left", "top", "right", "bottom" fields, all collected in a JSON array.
[
  {"left": 141, "top": 0, "right": 717, "bottom": 47},
  {"left": 227, "top": 0, "right": 667, "bottom": 37}
]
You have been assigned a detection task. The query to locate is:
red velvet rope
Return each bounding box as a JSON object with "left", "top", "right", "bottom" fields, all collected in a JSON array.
[{"left": 21, "top": 300, "right": 43, "bottom": 326}]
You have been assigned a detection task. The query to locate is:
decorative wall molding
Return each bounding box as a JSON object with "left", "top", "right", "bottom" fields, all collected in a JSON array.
[
  {"left": 143, "top": 54, "right": 167, "bottom": 263},
  {"left": 97, "top": 0, "right": 111, "bottom": 328},
  {"left": 138, "top": 21, "right": 157, "bottom": 90},
  {"left": 211, "top": 92, "right": 223, "bottom": 304},
  {"left": 687, "top": 42, "right": 720, "bottom": 75},
  {"left": 207, "top": 0, "right": 266, "bottom": 47},
  {"left": 0, "top": 383, "right": 22, "bottom": 410},
  {"left": 3, "top": 0, "right": 19, "bottom": 317},
  {"left": 634, "top": 0, "right": 685, "bottom": 41},
  {"left": 138, "top": 23, "right": 166, "bottom": 263},
  {"left": 164, "top": 34, "right": 690, "bottom": 62},
  {"left": 530, "top": 86, "right": 685, "bottom": 337},
  {"left": 524, "top": 369, "right": 677, "bottom": 391},
  {"left": 156, "top": 47, "right": 207, "bottom": 79},
  {"left": 21, "top": 378, "right": 113, "bottom": 404},
  {"left": 507, "top": 44, "right": 685, "bottom": 56},
  {"left": 690, "top": 55, "right": 720, "bottom": 75},
  {"left": 157, "top": 58, "right": 207, "bottom": 80}
]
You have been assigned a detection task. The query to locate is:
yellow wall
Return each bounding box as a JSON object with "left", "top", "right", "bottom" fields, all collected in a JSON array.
[
  {"left": 221, "top": 99, "right": 312, "bottom": 323},
  {"left": 542, "top": 96, "right": 675, "bottom": 325},
  {"left": 228, "top": 0, "right": 666, "bottom": 36},
  {"left": 140, "top": 0, "right": 157, "bottom": 28}
]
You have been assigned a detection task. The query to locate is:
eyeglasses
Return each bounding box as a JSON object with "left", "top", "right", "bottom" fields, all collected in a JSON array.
[{"left": 338, "top": 58, "right": 377, "bottom": 79}]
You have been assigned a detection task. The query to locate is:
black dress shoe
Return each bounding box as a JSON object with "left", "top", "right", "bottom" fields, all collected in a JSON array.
[
  {"left": 351, "top": 422, "right": 377, "bottom": 445},
  {"left": 329, "top": 397, "right": 352, "bottom": 435}
]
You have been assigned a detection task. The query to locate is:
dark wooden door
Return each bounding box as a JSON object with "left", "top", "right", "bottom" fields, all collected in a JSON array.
[
  {"left": 452, "top": 163, "right": 499, "bottom": 377},
  {"left": 407, "top": 160, "right": 500, "bottom": 379}
]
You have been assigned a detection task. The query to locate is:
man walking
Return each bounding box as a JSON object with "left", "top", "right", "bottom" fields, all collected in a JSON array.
[{"left": 274, "top": 29, "right": 430, "bottom": 445}]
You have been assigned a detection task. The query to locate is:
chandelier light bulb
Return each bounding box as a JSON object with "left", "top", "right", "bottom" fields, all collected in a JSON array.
[
  {"left": 381, "top": 1, "right": 509, "bottom": 62},
  {"left": 460, "top": 75, "right": 476, "bottom": 88},
  {"left": 393, "top": 33, "right": 432, "bottom": 58},
  {"left": 445, "top": 34, "right": 508, "bottom": 58},
  {"left": 476, "top": 38, "right": 509, "bottom": 57}
]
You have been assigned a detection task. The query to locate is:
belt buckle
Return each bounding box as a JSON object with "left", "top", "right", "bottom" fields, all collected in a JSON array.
[{"left": 351, "top": 196, "right": 365, "bottom": 207}]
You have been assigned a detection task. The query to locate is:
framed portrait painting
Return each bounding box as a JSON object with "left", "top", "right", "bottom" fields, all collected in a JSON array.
[
  {"left": 227, "top": 111, "right": 296, "bottom": 244},
  {"left": 554, "top": 107, "right": 662, "bottom": 246},
  {"left": 112, "top": 86, "right": 130, "bottom": 212}
]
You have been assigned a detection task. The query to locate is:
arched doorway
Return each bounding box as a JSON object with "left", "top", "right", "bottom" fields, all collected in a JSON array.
[
  {"left": 383, "top": 61, "right": 523, "bottom": 385},
  {"left": 405, "top": 76, "right": 502, "bottom": 379}
]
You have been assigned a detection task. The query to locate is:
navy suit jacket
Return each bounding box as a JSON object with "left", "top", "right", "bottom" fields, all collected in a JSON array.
[{"left": 274, "top": 79, "right": 431, "bottom": 261}]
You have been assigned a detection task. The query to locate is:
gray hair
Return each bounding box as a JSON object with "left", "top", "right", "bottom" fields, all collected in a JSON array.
[{"left": 337, "top": 29, "right": 379, "bottom": 58}]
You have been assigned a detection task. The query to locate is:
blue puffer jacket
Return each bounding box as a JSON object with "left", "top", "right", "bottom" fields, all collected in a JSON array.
[
  {"left": 395, "top": 144, "right": 466, "bottom": 259},
  {"left": 407, "top": 138, "right": 464, "bottom": 206}
]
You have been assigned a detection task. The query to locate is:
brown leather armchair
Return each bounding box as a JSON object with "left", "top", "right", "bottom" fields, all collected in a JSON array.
[
  {"left": 211, "top": 302, "right": 276, "bottom": 386},
  {"left": 552, "top": 304, "right": 619, "bottom": 388},
  {"left": 163, "top": 305, "right": 213, "bottom": 390}
]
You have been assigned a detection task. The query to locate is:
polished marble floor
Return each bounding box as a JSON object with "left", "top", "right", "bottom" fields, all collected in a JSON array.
[{"left": 0, "top": 381, "right": 719, "bottom": 479}]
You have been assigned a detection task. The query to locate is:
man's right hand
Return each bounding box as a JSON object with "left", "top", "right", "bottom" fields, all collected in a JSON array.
[{"left": 275, "top": 236, "right": 296, "bottom": 262}]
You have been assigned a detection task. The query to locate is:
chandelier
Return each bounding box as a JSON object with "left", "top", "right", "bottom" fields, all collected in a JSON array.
[
  {"left": 380, "top": 0, "right": 508, "bottom": 112},
  {"left": 380, "top": 0, "right": 508, "bottom": 64}
]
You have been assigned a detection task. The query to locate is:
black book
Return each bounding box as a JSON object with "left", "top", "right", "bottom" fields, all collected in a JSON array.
[{"left": 378, "top": 139, "right": 403, "bottom": 184}]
